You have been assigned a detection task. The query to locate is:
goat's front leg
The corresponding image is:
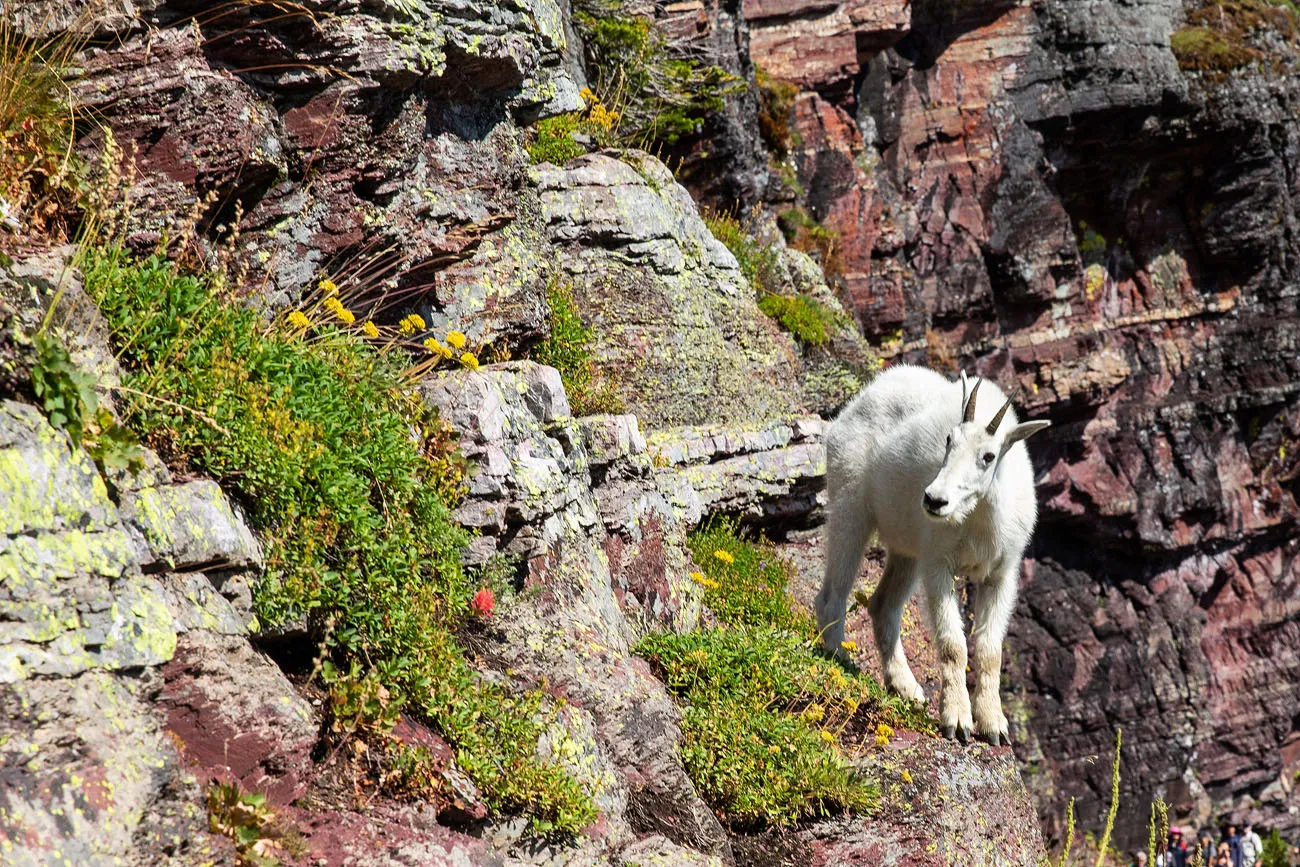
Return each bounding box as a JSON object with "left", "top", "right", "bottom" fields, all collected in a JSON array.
[
  {"left": 970, "top": 563, "right": 1018, "bottom": 746},
  {"left": 922, "top": 566, "right": 972, "bottom": 743}
]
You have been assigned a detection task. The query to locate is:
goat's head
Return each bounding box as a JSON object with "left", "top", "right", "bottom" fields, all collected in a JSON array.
[{"left": 921, "top": 371, "right": 1051, "bottom": 523}]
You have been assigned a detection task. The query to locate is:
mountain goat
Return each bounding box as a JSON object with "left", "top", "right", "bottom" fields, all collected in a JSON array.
[{"left": 815, "top": 365, "right": 1051, "bottom": 745}]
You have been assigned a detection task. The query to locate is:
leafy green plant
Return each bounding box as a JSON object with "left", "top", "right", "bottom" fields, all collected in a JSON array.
[
  {"left": 321, "top": 659, "right": 405, "bottom": 742},
  {"left": 207, "top": 782, "right": 288, "bottom": 867},
  {"left": 83, "top": 248, "right": 594, "bottom": 835},
  {"left": 27, "top": 330, "right": 144, "bottom": 472},
  {"left": 637, "top": 519, "right": 931, "bottom": 827},
  {"left": 529, "top": 278, "right": 623, "bottom": 416}
]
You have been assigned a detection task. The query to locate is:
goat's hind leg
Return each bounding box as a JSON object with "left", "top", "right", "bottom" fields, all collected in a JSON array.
[
  {"left": 816, "top": 498, "right": 872, "bottom": 658},
  {"left": 868, "top": 554, "right": 924, "bottom": 703}
]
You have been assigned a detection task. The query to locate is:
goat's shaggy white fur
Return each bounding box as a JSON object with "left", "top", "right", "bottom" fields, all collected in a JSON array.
[{"left": 815, "top": 364, "right": 1050, "bottom": 744}]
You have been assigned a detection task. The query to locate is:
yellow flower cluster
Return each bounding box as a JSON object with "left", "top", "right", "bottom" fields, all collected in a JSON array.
[
  {"left": 819, "top": 730, "right": 835, "bottom": 744},
  {"left": 579, "top": 87, "right": 596, "bottom": 105},
  {"left": 324, "top": 296, "right": 355, "bottom": 324},
  {"left": 874, "top": 722, "right": 894, "bottom": 747},
  {"left": 319, "top": 278, "right": 338, "bottom": 296},
  {"left": 398, "top": 313, "right": 426, "bottom": 336},
  {"left": 901, "top": 769, "right": 914, "bottom": 784},
  {"left": 446, "top": 331, "right": 466, "bottom": 349},
  {"left": 424, "top": 337, "right": 454, "bottom": 359},
  {"left": 800, "top": 703, "right": 825, "bottom": 724},
  {"left": 362, "top": 321, "right": 379, "bottom": 339},
  {"left": 713, "top": 550, "right": 735, "bottom": 565},
  {"left": 840, "top": 640, "right": 857, "bottom": 654},
  {"left": 460, "top": 352, "right": 479, "bottom": 371},
  {"left": 287, "top": 311, "right": 310, "bottom": 329},
  {"left": 588, "top": 103, "right": 619, "bottom": 131}
]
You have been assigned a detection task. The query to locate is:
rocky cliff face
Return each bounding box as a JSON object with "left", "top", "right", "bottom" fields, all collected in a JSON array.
[
  {"left": 5, "top": 0, "right": 1297, "bottom": 859},
  {"left": 745, "top": 0, "right": 1300, "bottom": 847}
]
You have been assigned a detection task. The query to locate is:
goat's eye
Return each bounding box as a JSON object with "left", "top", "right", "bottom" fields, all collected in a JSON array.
[{"left": 982, "top": 452, "right": 995, "bottom": 465}]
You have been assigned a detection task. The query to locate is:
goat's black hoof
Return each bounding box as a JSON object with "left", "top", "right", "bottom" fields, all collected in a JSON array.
[
  {"left": 941, "top": 724, "right": 971, "bottom": 744},
  {"left": 977, "top": 730, "right": 1011, "bottom": 747}
]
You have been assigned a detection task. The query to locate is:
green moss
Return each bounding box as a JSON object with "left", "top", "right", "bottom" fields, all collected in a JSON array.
[
  {"left": 636, "top": 519, "right": 933, "bottom": 827},
  {"left": 758, "top": 294, "right": 836, "bottom": 347},
  {"left": 1171, "top": 0, "right": 1300, "bottom": 73},
  {"left": 82, "top": 249, "right": 594, "bottom": 835},
  {"left": 1170, "top": 26, "right": 1258, "bottom": 70}
]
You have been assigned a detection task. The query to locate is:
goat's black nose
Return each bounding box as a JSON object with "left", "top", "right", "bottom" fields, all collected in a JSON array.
[{"left": 923, "top": 493, "right": 947, "bottom": 513}]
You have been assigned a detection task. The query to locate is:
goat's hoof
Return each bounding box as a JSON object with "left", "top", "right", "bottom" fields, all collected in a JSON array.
[
  {"left": 977, "top": 729, "right": 1011, "bottom": 747},
  {"left": 941, "top": 724, "right": 970, "bottom": 744}
]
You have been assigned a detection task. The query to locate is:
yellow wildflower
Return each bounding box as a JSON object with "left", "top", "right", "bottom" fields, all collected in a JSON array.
[
  {"left": 689, "top": 571, "right": 705, "bottom": 584},
  {"left": 362, "top": 321, "right": 379, "bottom": 338},
  {"left": 713, "top": 550, "right": 735, "bottom": 565},
  {"left": 820, "top": 730, "right": 835, "bottom": 744},
  {"left": 874, "top": 722, "right": 894, "bottom": 747},
  {"left": 845, "top": 697, "right": 859, "bottom": 714},
  {"left": 446, "top": 330, "right": 467, "bottom": 349},
  {"left": 702, "top": 578, "right": 720, "bottom": 590},
  {"left": 337, "top": 308, "right": 355, "bottom": 324},
  {"left": 319, "top": 278, "right": 338, "bottom": 296},
  {"left": 901, "top": 769, "right": 913, "bottom": 784},
  {"left": 840, "top": 640, "right": 858, "bottom": 654},
  {"left": 460, "top": 352, "right": 480, "bottom": 371},
  {"left": 579, "top": 86, "right": 596, "bottom": 104},
  {"left": 768, "top": 745, "right": 781, "bottom": 754},
  {"left": 801, "top": 703, "right": 825, "bottom": 724},
  {"left": 398, "top": 313, "right": 426, "bottom": 335},
  {"left": 424, "top": 338, "right": 446, "bottom": 355},
  {"left": 324, "top": 297, "right": 343, "bottom": 314},
  {"left": 287, "top": 311, "right": 310, "bottom": 329}
]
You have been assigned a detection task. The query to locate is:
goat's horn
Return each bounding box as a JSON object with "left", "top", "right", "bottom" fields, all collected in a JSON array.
[
  {"left": 963, "top": 377, "right": 982, "bottom": 423},
  {"left": 987, "top": 386, "right": 1021, "bottom": 435}
]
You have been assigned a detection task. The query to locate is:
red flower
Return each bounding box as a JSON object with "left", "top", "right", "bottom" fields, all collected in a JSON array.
[{"left": 471, "top": 587, "right": 495, "bottom": 617}]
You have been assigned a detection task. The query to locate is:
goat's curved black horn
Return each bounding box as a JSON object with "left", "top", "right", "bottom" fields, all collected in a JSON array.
[
  {"left": 987, "top": 385, "right": 1021, "bottom": 434},
  {"left": 963, "top": 377, "right": 982, "bottom": 423}
]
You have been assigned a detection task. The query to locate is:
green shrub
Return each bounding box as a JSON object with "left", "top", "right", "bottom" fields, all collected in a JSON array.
[
  {"left": 758, "top": 293, "right": 836, "bottom": 347},
  {"left": 1170, "top": 25, "right": 1258, "bottom": 70},
  {"left": 637, "top": 519, "right": 932, "bottom": 827},
  {"left": 529, "top": 278, "right": 623, "bottom": 416},
  {"left": 82, "top": 248, "right": 595, "bottom": 834},
  {"left": 574, "top": 3, "right": 743, "bottom": 149},
  {"left": 528, "top": 114, "right": 588, "bottom": 165}
]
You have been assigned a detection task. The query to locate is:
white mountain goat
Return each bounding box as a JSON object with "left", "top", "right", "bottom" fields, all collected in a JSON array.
[{"left": 815, "top": 365, "right": 1051, "bottom": 744}]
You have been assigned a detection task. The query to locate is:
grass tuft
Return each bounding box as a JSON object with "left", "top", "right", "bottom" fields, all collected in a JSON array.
[
  {"left": 528, "top": 277, "right": 623, "bottom": 416},
  {"left": 82, "top": 247, "right": 595, "bottom": 835},
  {"left": 637, "top": 519, "right": 932, "bottom": 827}
]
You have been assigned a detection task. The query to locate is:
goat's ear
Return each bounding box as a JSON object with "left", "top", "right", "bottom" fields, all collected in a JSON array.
[{"left": 1004, "top": 420, "right": 1051, "bottom": 445}]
